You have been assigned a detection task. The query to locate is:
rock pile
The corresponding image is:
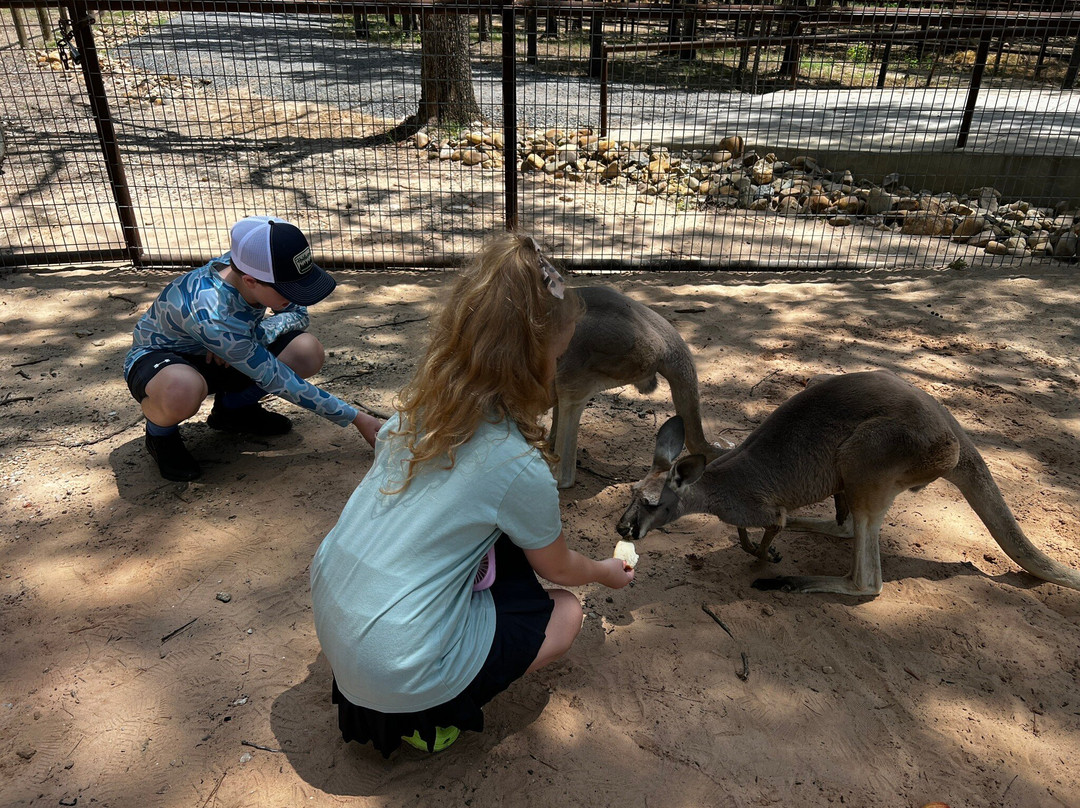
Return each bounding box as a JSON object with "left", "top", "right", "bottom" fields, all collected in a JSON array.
[
  {"left": 34, "top": 48, "right": 212, "bottom": 105},
  {"left": 415, "top": 124, "right": 1080, "bottom": 260}
]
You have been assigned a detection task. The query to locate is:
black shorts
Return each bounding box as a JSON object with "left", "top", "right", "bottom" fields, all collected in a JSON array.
[
  {"left": 332, "top": 534, "right": 555, "bottom": 758},
  {"left": 125, "top": 331, "right": 303, "bottom": 402}
]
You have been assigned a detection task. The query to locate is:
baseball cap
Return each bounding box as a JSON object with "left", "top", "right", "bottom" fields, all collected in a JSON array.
[{"left": 229, "top": 216, "right": 336, "bottom": 306}]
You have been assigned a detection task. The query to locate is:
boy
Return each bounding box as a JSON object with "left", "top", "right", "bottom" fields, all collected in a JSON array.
[{"left": 124, "top": 215, "right": 381, "bottom": 481}]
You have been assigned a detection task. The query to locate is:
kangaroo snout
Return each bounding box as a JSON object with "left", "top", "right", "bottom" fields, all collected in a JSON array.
[{"left": 616, "top": 506, "right": 646, "bottom": 541}]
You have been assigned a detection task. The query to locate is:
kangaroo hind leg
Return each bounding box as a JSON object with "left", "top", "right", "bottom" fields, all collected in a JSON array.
[
  {"left": 785, "top": 494, "right": 855, "bottom": 538},
  {"left": 753, "top": 419, "right": 925, "bottom": 596},
  {"left": 752, "top": 508, "right": 886, "bottom": 596},
  {"left": 552, "top": 395, "right": 590, "bottom": 489}
]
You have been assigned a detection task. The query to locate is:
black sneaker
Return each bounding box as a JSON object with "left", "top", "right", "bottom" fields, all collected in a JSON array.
[
  {"left": 207, "top": 403, "right": 292, "bottom": 436},
  {"left": 145, "top": 432, "right": 202, "bottom": 482}
]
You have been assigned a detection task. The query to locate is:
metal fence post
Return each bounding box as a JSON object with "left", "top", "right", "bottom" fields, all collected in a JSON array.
[
  {"left": 10, "top": 6, "right": 28, "bottom": 46},
  {"left": 502, "top": 0, "right": 518, "bottom": 232},
  {"left": 589, "top": 6, "right": 604, "bottom": 79},
  {"left": 1064, "top": 32, "right": 1080, "bottom": 90},
  {"left": 65, "top": 0, "right": 143, "bottom": 264},
  {"left": 956, "top": 27, "right": 992, "bottom": 150}
]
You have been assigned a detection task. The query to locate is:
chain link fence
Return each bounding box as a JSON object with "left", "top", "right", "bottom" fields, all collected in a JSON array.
[{"left": 1, "top": 0, "right": 1078, "bottom": 270}]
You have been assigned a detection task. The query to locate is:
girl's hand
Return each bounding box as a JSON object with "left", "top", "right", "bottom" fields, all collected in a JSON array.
[
  {"left": 353, "top": 411, "right": 382, "bottom": 448},
  {"left": 598, "top": 556, "right": 635, "bottom": 589}
]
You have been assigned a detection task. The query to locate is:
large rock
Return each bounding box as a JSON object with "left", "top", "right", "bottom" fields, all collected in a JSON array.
[
  {"left": 952, "top": 215, "right": 986, "bottom": 240},
  {"left": 835, "top": 195, "right": 862, "bottom": 214},
  {"left": 776, "top": 197, "right": 803, "bottom": 215},
  {"left": 864, "top": 188, "right": 895, "bottom": 215},
  {"left": 719, "top": 135, "right": 744, "bottom": 157},
  {"left": 751, "top": 159, "right": 773, "bottom": 184},
  {"left": 649, "top": 155, "right": 672, "bottom": 178},
  {"left": 1053, "top": 231, "right": 1078, "bottom": 257},
  {"left": 901, "top": 213, "right": 954, "bottom": 237},
  {"left": 556, "top": 144, "right": 580, "bottom": 164},
  {"left": 460, "top": 149, "right": 484, "bottom": 166}
]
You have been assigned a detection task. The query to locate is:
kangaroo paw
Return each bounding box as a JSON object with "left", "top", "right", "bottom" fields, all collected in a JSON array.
[
  {"left": 737, "top": 528, "right": 782, "bottom": 562},
  {"left": 740, "top": 543, "right": 782, "bottom": 563},
  {"left": 751, "top": 577, "right": 793, "bottom": 591},
  {"left": 753, "top": 574, "right": 882, "bottom": 596}
]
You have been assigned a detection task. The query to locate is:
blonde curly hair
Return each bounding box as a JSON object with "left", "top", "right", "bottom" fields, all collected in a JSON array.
[{"left": 385, "top": 232, "right": 584, "bottom": 493}]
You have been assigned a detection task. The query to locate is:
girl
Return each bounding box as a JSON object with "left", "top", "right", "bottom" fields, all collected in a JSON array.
[{"left": 310, "top": 232, "right": 634, "bottom": 757}]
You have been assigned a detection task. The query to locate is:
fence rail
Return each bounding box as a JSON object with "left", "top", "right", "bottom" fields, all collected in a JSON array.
[{"left": 2, "top": 1, "right": 1079, "bottom": 270}]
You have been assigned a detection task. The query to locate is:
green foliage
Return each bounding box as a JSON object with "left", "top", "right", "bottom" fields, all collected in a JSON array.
[
  {"left": 903, "top": 51, "right": 936, "bottom": 71},
  {"left": 846, "top": 42, "right": 872, "bottom": 64}
]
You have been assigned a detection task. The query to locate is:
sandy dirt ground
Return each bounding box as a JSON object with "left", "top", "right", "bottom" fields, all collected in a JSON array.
[{"left": 2, "top": 259, "right": 1080, "bottom": 808}]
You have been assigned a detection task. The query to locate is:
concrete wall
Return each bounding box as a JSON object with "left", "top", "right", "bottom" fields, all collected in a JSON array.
[{"left": 749, "top": 145, "right": 1080, "bottom": 207}]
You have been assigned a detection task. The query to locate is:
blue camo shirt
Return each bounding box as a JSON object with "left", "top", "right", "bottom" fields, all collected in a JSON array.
[
  {"left": 123, "top": 254, "right": 358, "bottom": 427},
  {"left": 310, "top": 414, "right": 563, "bottom": 712}
]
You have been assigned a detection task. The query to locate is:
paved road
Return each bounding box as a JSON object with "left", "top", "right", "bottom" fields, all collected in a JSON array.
[{"left": 118, "top": 12, "right": 1080, "bottom": 157}]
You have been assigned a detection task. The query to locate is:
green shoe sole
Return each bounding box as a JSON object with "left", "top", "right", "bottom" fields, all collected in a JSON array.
[{"left": 401, "top": 725, "right": 460, "bottom": 753}]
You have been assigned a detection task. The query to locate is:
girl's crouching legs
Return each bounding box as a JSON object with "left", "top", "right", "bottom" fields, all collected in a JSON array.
[{"left": 525, "top": 589, "right": 583, "bottom": 675}]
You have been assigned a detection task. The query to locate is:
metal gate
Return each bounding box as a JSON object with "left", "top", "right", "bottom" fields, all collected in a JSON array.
[{"left": 2, "top": 1, "right": 1079, "bottom": 270}]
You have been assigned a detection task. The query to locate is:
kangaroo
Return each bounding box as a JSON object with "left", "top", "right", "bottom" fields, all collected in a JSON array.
[
  {"left": 616, "top": 369, "right": 1080, "bottom": 596},
  {"left": 552, "top": 285, "right": 726, "bottom": 489}
]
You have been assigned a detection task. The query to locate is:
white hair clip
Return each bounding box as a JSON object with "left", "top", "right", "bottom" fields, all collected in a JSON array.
[{"left": 526, "top": 236, "right": 565, "bottom": 299}]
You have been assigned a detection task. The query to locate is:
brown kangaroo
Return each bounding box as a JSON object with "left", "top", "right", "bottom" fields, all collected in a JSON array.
[
  {"left": 551, "top": 285, "right": 725, "bottom": 489},
  {"left": 616, "top": 369, "right": 1080, "bottom": 596}
]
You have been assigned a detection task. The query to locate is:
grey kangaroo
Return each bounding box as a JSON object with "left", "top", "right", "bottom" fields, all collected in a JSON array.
[
  {"left": 552, "top": 285, "right": 725, "bottom": 489},
  {"left": 616, "top": 369, "right": 1080, "bottom": 596}
]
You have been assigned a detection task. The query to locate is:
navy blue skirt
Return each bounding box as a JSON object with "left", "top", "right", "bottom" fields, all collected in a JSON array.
[{"left": 331, "top": 534, "right": 554, "bottom": 757}]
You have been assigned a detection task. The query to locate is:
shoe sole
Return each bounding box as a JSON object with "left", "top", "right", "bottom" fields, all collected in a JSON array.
[
  {"left": 207, "top": 416, "right": 291, "bottom": 437},
  {"left": 146, "top": 444, "right": 201, "bottom": 481}
]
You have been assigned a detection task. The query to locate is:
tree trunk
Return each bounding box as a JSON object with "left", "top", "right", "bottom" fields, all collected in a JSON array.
[{"left": 413, "top": 11, "right": 482, "bottom": 126}]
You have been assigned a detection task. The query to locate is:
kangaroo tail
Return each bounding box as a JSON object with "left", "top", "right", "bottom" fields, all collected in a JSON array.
[
  {"left": 658, "top": 344, "right": 724, "bottom": 461},
  {"left": 946, "top": 440, "right": 1080, "bottom": 591}
]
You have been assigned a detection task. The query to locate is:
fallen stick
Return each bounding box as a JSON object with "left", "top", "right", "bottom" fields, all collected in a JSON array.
[
  {"left": 358, "top": 315, "right": 428, "bottom": 330},
  {"left": 241, "top": 740, "right": 284, "bottom": 754},
  {"left": 737, "top": 652, "right": 750, "bottom": 681},
  {"left": 107, "top": 291, "right": 138, "bottom": 308},
  {"left": 701, "top": 603, "right": 735, "bottom": 640},
  {"left": 161, "top": 617, "right": 197, "bottom": 644},
  {"left": 354, "top": 402, "right": 391, "bottom": 419},
  {"left": 199, "top": 770, "right": 227, "bottom": 808},
  {"left": 749, "top": 369, "right": 780, "bottom": 395}
]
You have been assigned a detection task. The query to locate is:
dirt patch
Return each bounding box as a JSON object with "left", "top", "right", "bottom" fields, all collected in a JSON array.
[{"left": 2, "top": 261, "right": 1079, "bottom": 807}]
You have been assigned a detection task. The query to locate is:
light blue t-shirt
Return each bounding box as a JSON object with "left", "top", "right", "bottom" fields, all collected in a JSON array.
[
  {"left": 123, "top": 255, "right": 357, "bottom": 427},
  {"left": 310, "top": 414, "right": 562, "bottom": 712}
]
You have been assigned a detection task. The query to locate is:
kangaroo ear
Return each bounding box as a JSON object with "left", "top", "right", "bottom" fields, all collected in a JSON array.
[
  {"left": 654, "top": 416, "right": 685, "bottom": 469},
  {"left": 669, "top": 454, "right": 706, "bottom": 491}
]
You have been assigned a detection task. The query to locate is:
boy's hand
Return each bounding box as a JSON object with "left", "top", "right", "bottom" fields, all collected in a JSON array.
[
  {"left": 353, "top": 411, "right": 382, "bottom": 448},
  {"left": 205, "top": 350, "right": 230, "bottom": 368}
]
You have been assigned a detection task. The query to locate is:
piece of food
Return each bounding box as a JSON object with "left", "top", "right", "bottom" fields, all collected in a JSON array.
[{"left": 613, "top": 540, "right": 639, "bottom": 570}]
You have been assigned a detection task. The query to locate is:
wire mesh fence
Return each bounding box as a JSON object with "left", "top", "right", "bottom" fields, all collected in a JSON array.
[{"left": 1, "top": 1, "right": 1078, "bottom": 271}]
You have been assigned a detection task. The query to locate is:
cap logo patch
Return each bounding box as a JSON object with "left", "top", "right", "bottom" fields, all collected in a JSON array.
[{"left": 293, "top": 246, "right": 313, "bottom": 275}]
